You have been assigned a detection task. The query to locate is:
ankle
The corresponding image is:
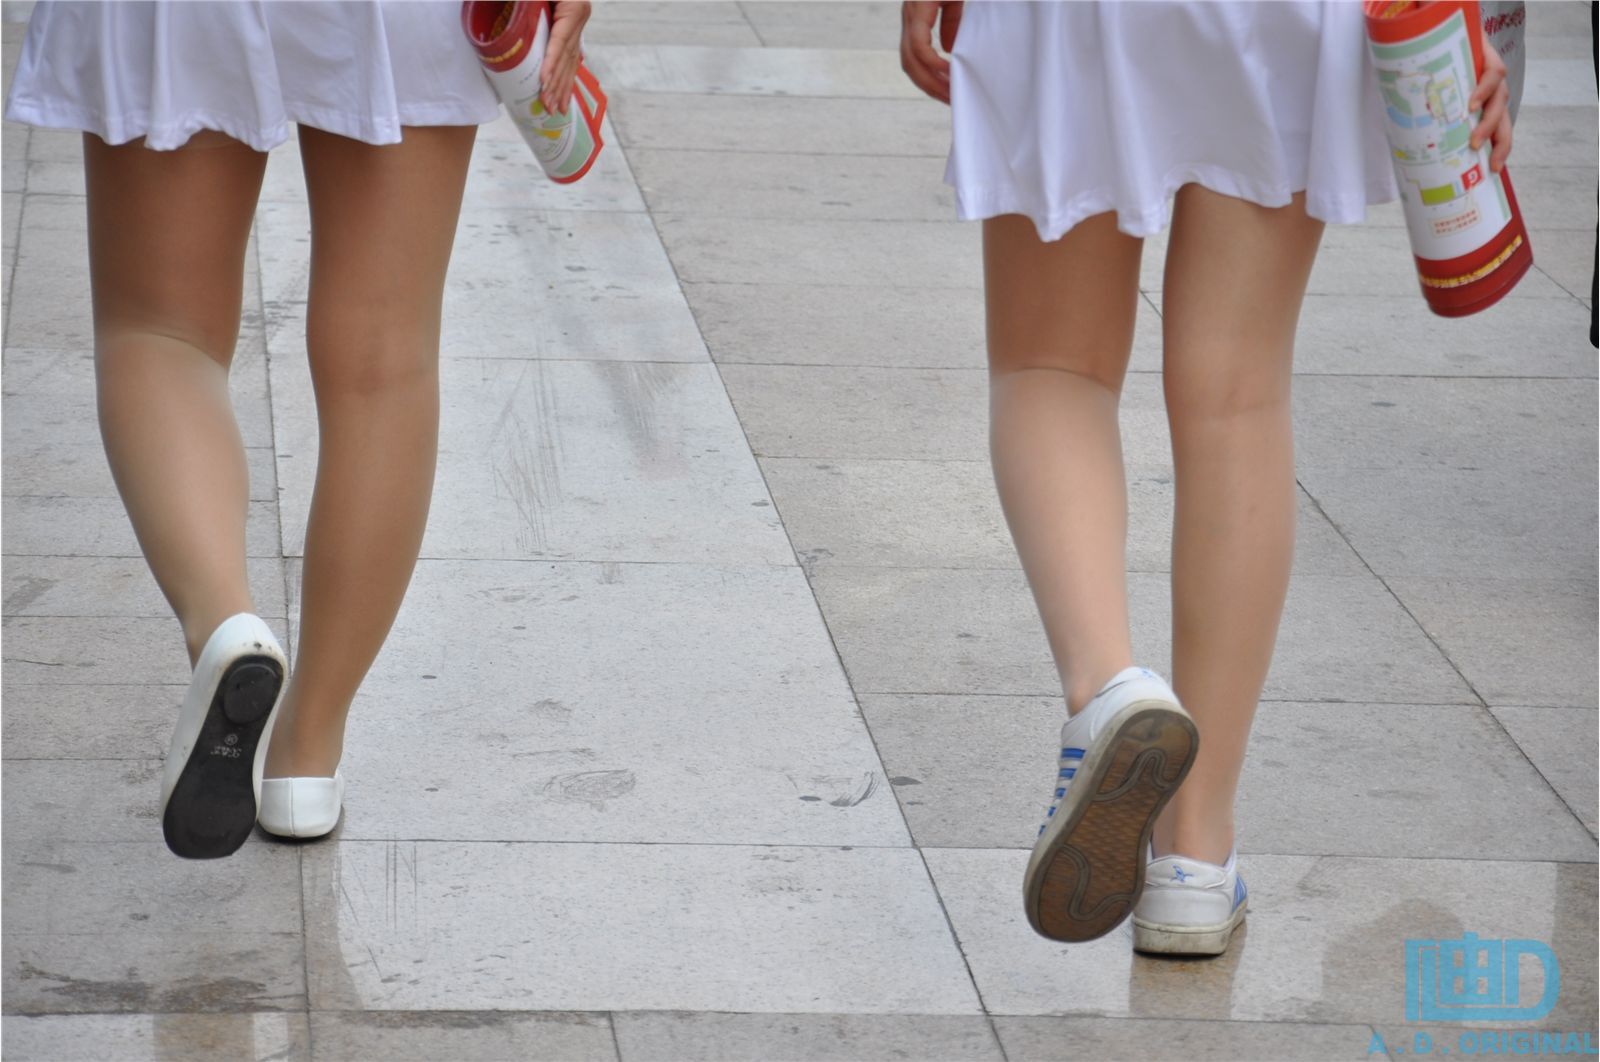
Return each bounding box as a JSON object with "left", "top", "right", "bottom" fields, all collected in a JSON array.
[
  {"left": 1065, "top": 661, "right": 1136, "bottom": 714},
  {"left": 180, "top": 604, "right": 257, "bottom": 667},
  {"left": 1153, "top": 817, "right": 1236, "bottom": 865},
  {"left": 263, "top": 703, "right": 347, "bottom": 778},
  {"left": 263, "top": 738, "right": 344, "bottom": 779}
]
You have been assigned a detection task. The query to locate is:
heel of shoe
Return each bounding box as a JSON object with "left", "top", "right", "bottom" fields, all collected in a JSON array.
[
  {"left": 222, "top": 660, "right": 281, "bottom": 726},
  {"left": 1132, "top": 910, "right": 1243, "bottom": 957},
  {"left": 257, "top": 774, "right": 345, "bottom": 840}
]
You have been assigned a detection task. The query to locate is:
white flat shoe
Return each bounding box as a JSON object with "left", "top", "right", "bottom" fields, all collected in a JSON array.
[
  {"left": 258, "top": 773, "right": 345, "bottom": 839},
  {"left": 159, "top": 613, "right": 287, "bottom": 859}
]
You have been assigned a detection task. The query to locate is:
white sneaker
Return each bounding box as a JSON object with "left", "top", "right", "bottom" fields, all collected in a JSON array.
[
  {"left": 159, "top": 613, "right": 287, "bottom": 859},
  {"left": 258, "top": 772, "right": 345, "bottom": 840},
  {"left": 1023, "top": 667, "right": 1198, "bottom": 942},
  {"left": 1133, "top": 848, "right": 1247, "bottom": 956}
]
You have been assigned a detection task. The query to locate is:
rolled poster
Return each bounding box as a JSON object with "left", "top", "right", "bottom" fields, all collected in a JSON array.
[
  {"left": 1365, "top": 1, "right": 1533, "bottom": 317},
  {"left": 463, "top": 1, "right": 608, "bottom": 184}
]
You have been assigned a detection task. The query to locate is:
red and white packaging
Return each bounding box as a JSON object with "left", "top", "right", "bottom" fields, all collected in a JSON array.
[
  {"left": 1365, "top": 1, "right": 1533, "bottom": 317},
  {"left": 462, "top": 1, "right": 607, "bottom": 184}
]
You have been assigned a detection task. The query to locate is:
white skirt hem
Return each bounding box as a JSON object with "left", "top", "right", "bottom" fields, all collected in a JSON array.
[
  {"left": 952, "top": 165, "right": 1395, "bottom": 242},
  {"left": 6, "top": 96, "right": 497, "bottom": 153}
]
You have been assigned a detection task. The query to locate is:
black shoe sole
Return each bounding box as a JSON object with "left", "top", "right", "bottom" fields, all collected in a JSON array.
[{"left": 162, "top": 656, "right": 283, "bottom": 860}]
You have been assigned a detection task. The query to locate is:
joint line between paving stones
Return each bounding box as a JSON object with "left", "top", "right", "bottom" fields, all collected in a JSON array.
[
  {"left": 0, "top": 554, "right": 809, "bottom": 570},
  {"left": 298, "top": 846, "right": 316, "bottom": 1054},
  {"left": 913, "top": 843, "right": 1600, "bottom": 867},
  {"left": 913, "top": 845, "right": 1011, "bottom": 1031},
  {"left": 605, "top": 1010, "right": 623, "bottom": 1062},
  {"left": 11, "top": 187, "right": 74, "bottom": 204},
  {"left": 989, "top": 1015, "right": 1014, "bottom": 1062},
  {"left": 1531, "top": 260, "right": 1595, "bottom": 306},
  {"left": 612, "top": 89, "right": 934, "bottom": 103},
  {"left": 622, "top": 142, "right": 950, "bottom": 160},
  {"left": 1296, "top": 477, "right": 1597, "bottom": 839},
  {"left": 22, "top": 832, "right": 1592, "bottom": 863},
  {"left": 697, "top": 364, "right": 1587, "bottom": 382},
  {"left": 733, "top": 1, "right": 768, "bottom": 47},
  {"left": 1377, "top": 1023, "right": 1401, "bottom": 1059},
  {"left": 658, "top": 276, "right": 981, "bottom": 294},
  {"left": 850, "top": 692, "right": 1492, "bottom": 707},
  {"left": 649, "top": 208, "right": 970, "bottom": 224},
  {"left": 671, "top": 271, "right": 1591, "bottom": 304},
  {"left": 5, "top": 124, "right": 29, "bottom": 350}
]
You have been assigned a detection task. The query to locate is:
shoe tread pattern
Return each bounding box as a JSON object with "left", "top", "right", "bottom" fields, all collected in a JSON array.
[{"left": 1028, "top": 705, "right": 1197, "bottom": 942}]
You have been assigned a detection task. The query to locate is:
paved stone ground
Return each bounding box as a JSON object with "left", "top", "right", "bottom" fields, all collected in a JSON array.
[{"left": 2, "top": 3, "right": 1596, "bottom": 1060}]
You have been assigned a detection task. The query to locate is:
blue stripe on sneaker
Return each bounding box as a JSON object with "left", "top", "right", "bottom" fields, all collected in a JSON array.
[
  {"left": 1058, "top": 767, "right": 1076, "bottom": 778},
  {"left": 1233, "top": 875, "right": 1247, "bottom": 910},
  {"left": 1061, "top": 747, "right": 1086, "bottom": 758}
]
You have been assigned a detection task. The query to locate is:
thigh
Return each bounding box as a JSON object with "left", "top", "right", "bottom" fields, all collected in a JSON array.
[
  {"left": 1161, "top": 186, "right": 1324, "bottom": 414},
  {"left": 297, "top": 124, "right": 477, "bottom": 374},
  {"left": 84, "top": 131, "right": 267, "bottom": 363},
  {"left": 983, "top": 212, "right": 1144, "bottom": 387}
]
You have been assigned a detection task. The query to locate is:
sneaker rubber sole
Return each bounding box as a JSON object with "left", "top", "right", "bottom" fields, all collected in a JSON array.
[
  {"left": 1023, "top": 701, "right": 1198, "bottom": 942},
  {"left": 161, "top": 656, "right": 283, "bottom": 860},
  {"left": 1133, "top": 902, "right": 1247, "bottom": 956}
]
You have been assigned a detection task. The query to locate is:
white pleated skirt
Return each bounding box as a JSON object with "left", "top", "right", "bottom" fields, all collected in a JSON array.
[
  {"left": 946, "top": 0, "right": 1400, "bottom": 240},
  {"left": 4, "top": 0, "right": 501, "bottom": 151}
]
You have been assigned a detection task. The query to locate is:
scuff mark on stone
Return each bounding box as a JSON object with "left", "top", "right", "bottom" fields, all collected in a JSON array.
[
  {"left": 542, "top": 769, "right": 636, "bottom": 810},
  {"left": 830, "top": 772, "right": 879, "bottom": 808},
  {"left": 5, "top": 576, "right": 56, "bottom": 613},
  {"left": 531, "top": 698, "right": 571, "bottom": 720},
  {"left": 19, "top": 861, "right": 77, "bottom": 874}
]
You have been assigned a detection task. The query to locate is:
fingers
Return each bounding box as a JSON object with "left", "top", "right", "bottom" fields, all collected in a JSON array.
[
  {"left": 1471, "top": 78, "right": 1507, "bottom": 152},
  {"left": 1466, "top": 35, "right": 1513, "bottom": 171},
  {"left": 541, "top": 60, "right": 577, "bottom": 115},
  {"left": 1488, "top": 106, "right": 1513, "bottom": 172},
  {"left": 901, "top": 1, "right": 950, "bottom": 103},
  {"left": 540, "top": 46, "right": 576, "bottom": 113},
  {"left": 1468, "top": 36, "right": 1505, "bottom": 145},
  {"left": 1469, "top": 38, "right": 1507, "bottom": 110},
  {"left": 541, "top": 2, "right": 591, "bottom": 114}
]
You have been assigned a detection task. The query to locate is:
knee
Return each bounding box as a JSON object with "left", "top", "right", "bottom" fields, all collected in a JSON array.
[
  {"left": 306, "top": 321, "right": 439, "bottom": 400},
  {"left": 989, "top": 355, "right": 1127, "bottom": 395},
  {"left": 95, "top": 315, "right": 242, "bottom": 372},
  {"left": 1163, "top": 365, "right": 1290, "bottom": 429}
]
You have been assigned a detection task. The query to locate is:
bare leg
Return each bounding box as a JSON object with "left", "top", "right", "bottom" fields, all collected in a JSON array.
[
  {"left": 1153, "top": 185, "right": 1324, "bottom": 864},
  {"left": 984, "top": 213, "right": 1145, "bottom": 712},
  {"left": 262, "top": 125, "right": 476, "bottom": 779},
  {"left": 84, "top": 132, "right": 268, "bottom": 663}
]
